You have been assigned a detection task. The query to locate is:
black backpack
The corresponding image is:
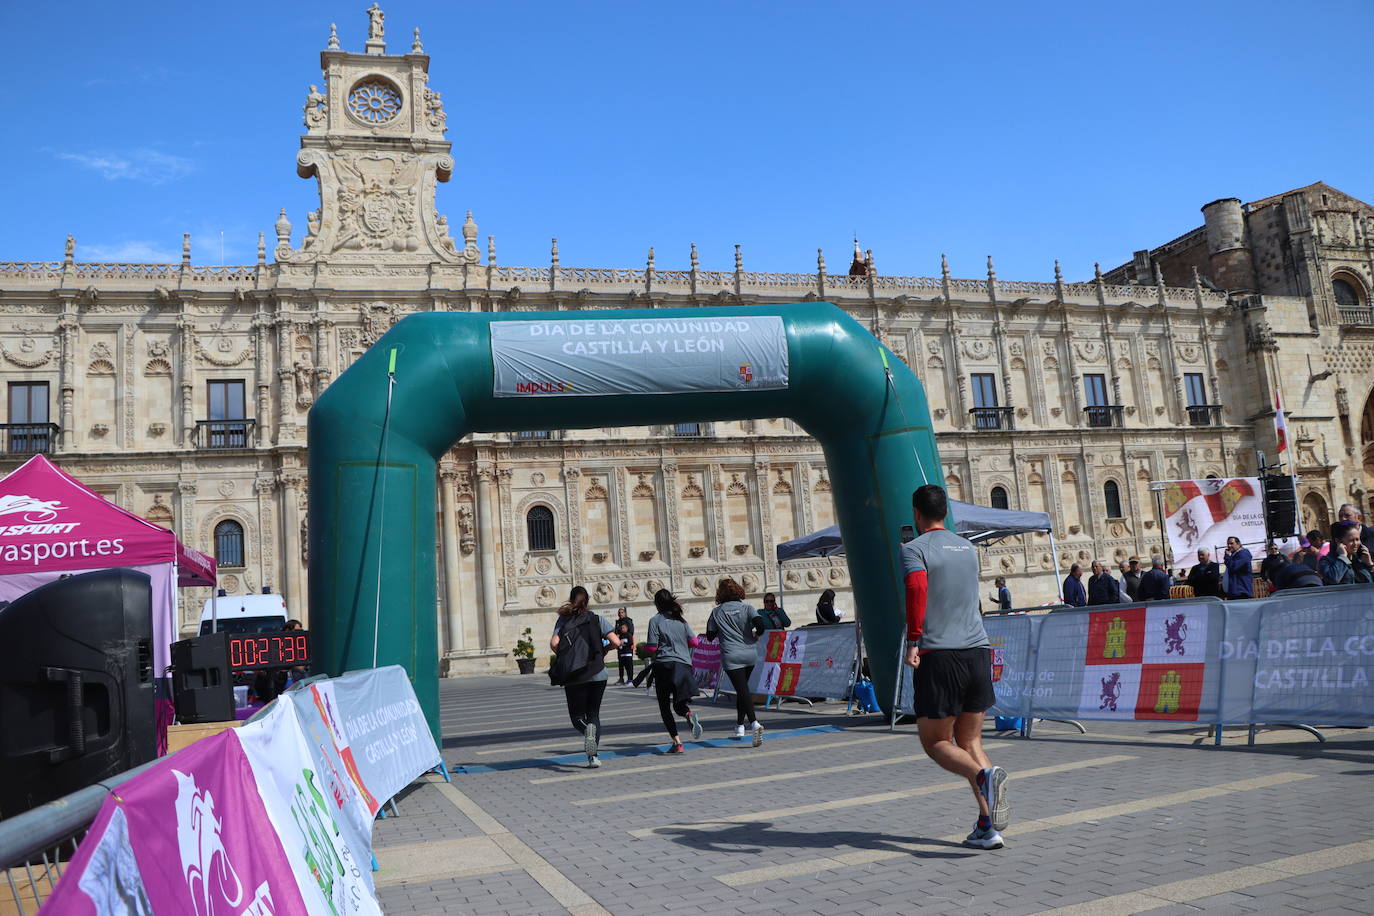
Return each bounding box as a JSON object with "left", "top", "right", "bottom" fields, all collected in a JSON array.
[{"left": 548, "top": 613, "right": 604, "bottom": 686}]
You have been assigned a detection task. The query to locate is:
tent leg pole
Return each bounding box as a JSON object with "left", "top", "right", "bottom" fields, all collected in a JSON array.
[{"left": 1048, "top": 531, "right": 1063, "bottom": 603}]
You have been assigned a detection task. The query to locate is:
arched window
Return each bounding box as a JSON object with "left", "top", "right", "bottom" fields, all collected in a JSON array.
[
  {"left": 1103, "top": 480, "right": 1123, "bottom": 519},
  {"left": 214, "top": 520, "right": 245, "bottom": 568},
  {"left": 1332, "top": 277, "right": 1362, "bottom": 308},
  {"left": 526, "top": 505, "right": 556, "bottom": 551},
  {"left": 989, "top": 486, "right": 1009, "bottom": 510}
]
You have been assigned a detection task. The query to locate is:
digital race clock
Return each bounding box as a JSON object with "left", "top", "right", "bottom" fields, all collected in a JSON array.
[{"left": 227, "top": 630, "right": 311, "bottom": 671}]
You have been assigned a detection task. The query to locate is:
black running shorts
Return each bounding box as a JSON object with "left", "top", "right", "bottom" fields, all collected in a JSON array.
[{"left": 913, "top": 646, "right": 995, "bottom": 720}]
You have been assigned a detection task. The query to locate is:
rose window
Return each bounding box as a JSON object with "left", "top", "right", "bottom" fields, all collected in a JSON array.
[{"left": 347, "top": 80, "right": 402, "bottom": 124}]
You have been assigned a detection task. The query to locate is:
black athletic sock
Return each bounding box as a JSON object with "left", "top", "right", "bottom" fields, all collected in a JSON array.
[{"left": 977, "top": 814, "right": 991, "bottom": 830}]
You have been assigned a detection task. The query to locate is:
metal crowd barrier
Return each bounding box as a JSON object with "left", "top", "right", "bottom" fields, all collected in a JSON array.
[
  {"left": 0, "top": 757, "right": 158, "bottom": 914},
  {"left": 891, "top": 585, "right": 1374, "bottom": 744}
]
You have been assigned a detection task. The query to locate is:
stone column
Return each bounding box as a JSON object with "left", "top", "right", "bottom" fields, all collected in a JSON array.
[
  {"left": 661, "top": 462, "right": 682, "bottom": 592},
  {"left": 253, "top": 313, "right": 273, "bottom": 447},
  {"left": 177, "top": 317, "right": 196, "bottom": 446},
  {"left": 753, "top": 459, "right": 773, "bottom": 568},
  {"left": 439, "top": 462, "right": 465, "bottom": 653},
  {"left": 475, "top": 465, "right": 501, "bottom": 648},
  {"left": 279, "top": 473, "right": 305, "bottom": 620},
  {"left": 275, "top": 317, "right": 294, "bottom": 445},
  {"left": 57, "top": 312, "right": 78, "bottom": 451}
]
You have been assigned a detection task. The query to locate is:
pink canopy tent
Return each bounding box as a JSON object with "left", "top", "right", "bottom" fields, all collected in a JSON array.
[{"left": 0, "top": 454, "right": 216, "bottom": 676}]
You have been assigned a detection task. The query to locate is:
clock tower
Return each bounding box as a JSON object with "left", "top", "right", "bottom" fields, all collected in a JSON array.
[{"left": 278, "top": 5, "right": 477, "bottom": 266}]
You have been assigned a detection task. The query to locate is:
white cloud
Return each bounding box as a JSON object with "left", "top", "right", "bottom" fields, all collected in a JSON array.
[
  {"left": 55, "top": 148, "right": 195, "bottom": 184},
  {"left": 80, "top": 240, "right": 181, "bottom": 263}
]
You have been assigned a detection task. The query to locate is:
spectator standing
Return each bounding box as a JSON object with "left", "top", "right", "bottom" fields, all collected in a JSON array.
[
  {"left": 1087, "top": 561, "right": 1120, "bottom": 606},
  {"left": 993, "top": 577, "right": 1012, "bottom": 611},
  {"left": 614, "top": 620, "right": 635, "bottom": 685},
  {"left": 1223, "top": 537, "right": 1254, "bottom": 599},
  {"left": 1063, "top": 564, "right": 1087, "bottom": 607},
  {"left": 1121, "top": 558, "right": 1143, "bottom": 601},
  {"left": 1337, "top": 504, "right": 1374, "bottom": 556},
  {"left": 1320, "top": 521, "right": 1374, "bottom": 585},
  {"left": 1259, "top": 543, "right": 1287, "bottom": 584},
  {"left": 614, "top": 607, "right": 634, "bottom": 641},
  {"left": 1138, "top": 555, "right": 1173, "bottom": 600},
  {"left": 759, "top": 592, "right": 791, "bottom": 630},
  {"left": 814, "top": 588, "right": 841, "bottom": 625},
  {"left": 1186, "top": 549, "right": 1222, "bottom": 598},
  {"left": 1299, "top": 533, "right": 1323, "bottom": 571},
  {"left": 706, "top": 578, "right": 767, "bottom": 745}
]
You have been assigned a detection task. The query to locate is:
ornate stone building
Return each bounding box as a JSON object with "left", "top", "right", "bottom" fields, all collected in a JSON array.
[{"left": 1, "top": 9, "right": 1371, "bottom": 673}]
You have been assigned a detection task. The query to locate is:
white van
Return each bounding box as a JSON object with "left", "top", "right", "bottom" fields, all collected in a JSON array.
[{"left": 199, "top": 589, "right": 289, "bottom": 635}]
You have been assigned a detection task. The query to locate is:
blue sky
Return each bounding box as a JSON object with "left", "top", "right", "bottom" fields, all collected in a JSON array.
[{"left": 5, "top": 1, "right": 1370, "bottom": 282}]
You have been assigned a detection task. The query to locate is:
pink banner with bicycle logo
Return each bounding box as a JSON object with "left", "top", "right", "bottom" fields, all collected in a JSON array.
[
  {"left": 40, "top": 666, "right": 439, "bottom": 914},
  {"left": 41, "top": 728, "right": 307, "bottom": 915}
]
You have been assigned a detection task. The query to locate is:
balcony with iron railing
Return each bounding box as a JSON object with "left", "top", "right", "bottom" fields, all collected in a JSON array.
[
  {"left": 968, "top": 407, "right": 1015, "bottom": 431},
  {"left": 0, "top": 423, "right": 59, "bottom": 455},
  {"left": 195, "top": 419, "right": 255, "bottom": 449},
  {"left": 1083, "top": 405, "right": 1125, "bottom": 429},
  {"left": 1186, "top": 404, "right": 1224, "bottom": 427}
]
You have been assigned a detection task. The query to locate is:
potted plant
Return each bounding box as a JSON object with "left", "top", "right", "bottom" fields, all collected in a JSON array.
[{"left": 513, "top": 627, "right": 536, "bottom": 674}]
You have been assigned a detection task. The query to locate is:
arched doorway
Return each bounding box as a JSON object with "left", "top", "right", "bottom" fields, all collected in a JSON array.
[{"left": 1301, "top": 491, "right": 1329, "bottom": 536}]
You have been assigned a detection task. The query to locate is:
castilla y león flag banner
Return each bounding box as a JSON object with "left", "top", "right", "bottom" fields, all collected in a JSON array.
[{"left": 1157, "top": 477, "right": 1263, "bottom": 556}]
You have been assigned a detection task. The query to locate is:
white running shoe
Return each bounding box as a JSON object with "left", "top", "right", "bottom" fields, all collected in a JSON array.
[
  {"left": 963, "top": 825, "right": 1004, "bottom": 850},
  {"left": 979, "top": 766, "right": 1010, "bottom": 831},
  {"left": 587, "top": 755, "right": 601, "bottom": 769},
  {"left": 689, "top": 712, "right": 703, "bottom": 741},
  {"left": 751, "top": 721, "right": 764, "bottom": 747},
  {"left": 583, "top": 723, "right": 598, "bottom": 759},
  {"left": 734, "top": 724, "right": 747, "bottom": 739}
]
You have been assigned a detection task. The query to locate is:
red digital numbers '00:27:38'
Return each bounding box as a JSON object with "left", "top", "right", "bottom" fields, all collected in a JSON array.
[{"left": 228, "top": 632, "right": 310, "bottom": 670}]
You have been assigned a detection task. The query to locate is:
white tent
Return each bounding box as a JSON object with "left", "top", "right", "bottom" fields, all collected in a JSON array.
[{"left": 775, "top": 499, "right": 1062, "bottom": 604}]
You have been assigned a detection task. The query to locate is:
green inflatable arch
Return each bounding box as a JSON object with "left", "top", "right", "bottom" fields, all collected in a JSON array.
[{"left": 308, "top": 302, "right": 943, "bottom": 736}]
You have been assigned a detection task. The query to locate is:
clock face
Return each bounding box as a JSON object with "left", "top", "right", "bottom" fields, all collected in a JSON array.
[{"left": 347, "top": 79, "right": 402, "bottom": 124}]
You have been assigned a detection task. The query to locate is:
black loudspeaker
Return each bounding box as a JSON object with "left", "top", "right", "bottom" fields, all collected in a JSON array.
[
  {"left": 1263, "top": 474, "right": 1298, "bottom": 539},
  {"left": 0, "top": 568, "right": 155, "bottom": 818},
  {"left": 171, "top": 633, "right": 233, "bottom": 724}
]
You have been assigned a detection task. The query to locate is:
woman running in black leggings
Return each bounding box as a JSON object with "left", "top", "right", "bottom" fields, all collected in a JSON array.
[
  {"left": 550, "top": 586, "right": 620, "bottom": 768},
  {"left": 645, "top": 589, "right": 702, "bottom": 753},
  {"left": 705, "top": 578, "right": 767, "bottom": 746}
]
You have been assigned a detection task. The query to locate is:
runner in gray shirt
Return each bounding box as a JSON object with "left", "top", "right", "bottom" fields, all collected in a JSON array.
[
  {"left": 706, "top": 578, "right": 767, "bottom": 746},
  {"left": 645, "top": 589, "right": 703, "bottom": 753},
  {"left": 902, "top": 484, "right": 1009, "bottom": 849}
]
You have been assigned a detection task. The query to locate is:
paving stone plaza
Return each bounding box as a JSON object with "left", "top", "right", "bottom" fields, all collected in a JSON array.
[{"left": 369, "top": 675, "right": 1374, "bottom": 915}]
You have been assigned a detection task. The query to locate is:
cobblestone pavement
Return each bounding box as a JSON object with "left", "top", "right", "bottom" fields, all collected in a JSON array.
[{"left": 372, "top": 674, "right": 1374, "bottom": 915}]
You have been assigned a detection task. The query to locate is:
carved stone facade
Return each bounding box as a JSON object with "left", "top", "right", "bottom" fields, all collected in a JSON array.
[{"left": 2, "top": 10, "right": 1371, "bottom": 671}]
